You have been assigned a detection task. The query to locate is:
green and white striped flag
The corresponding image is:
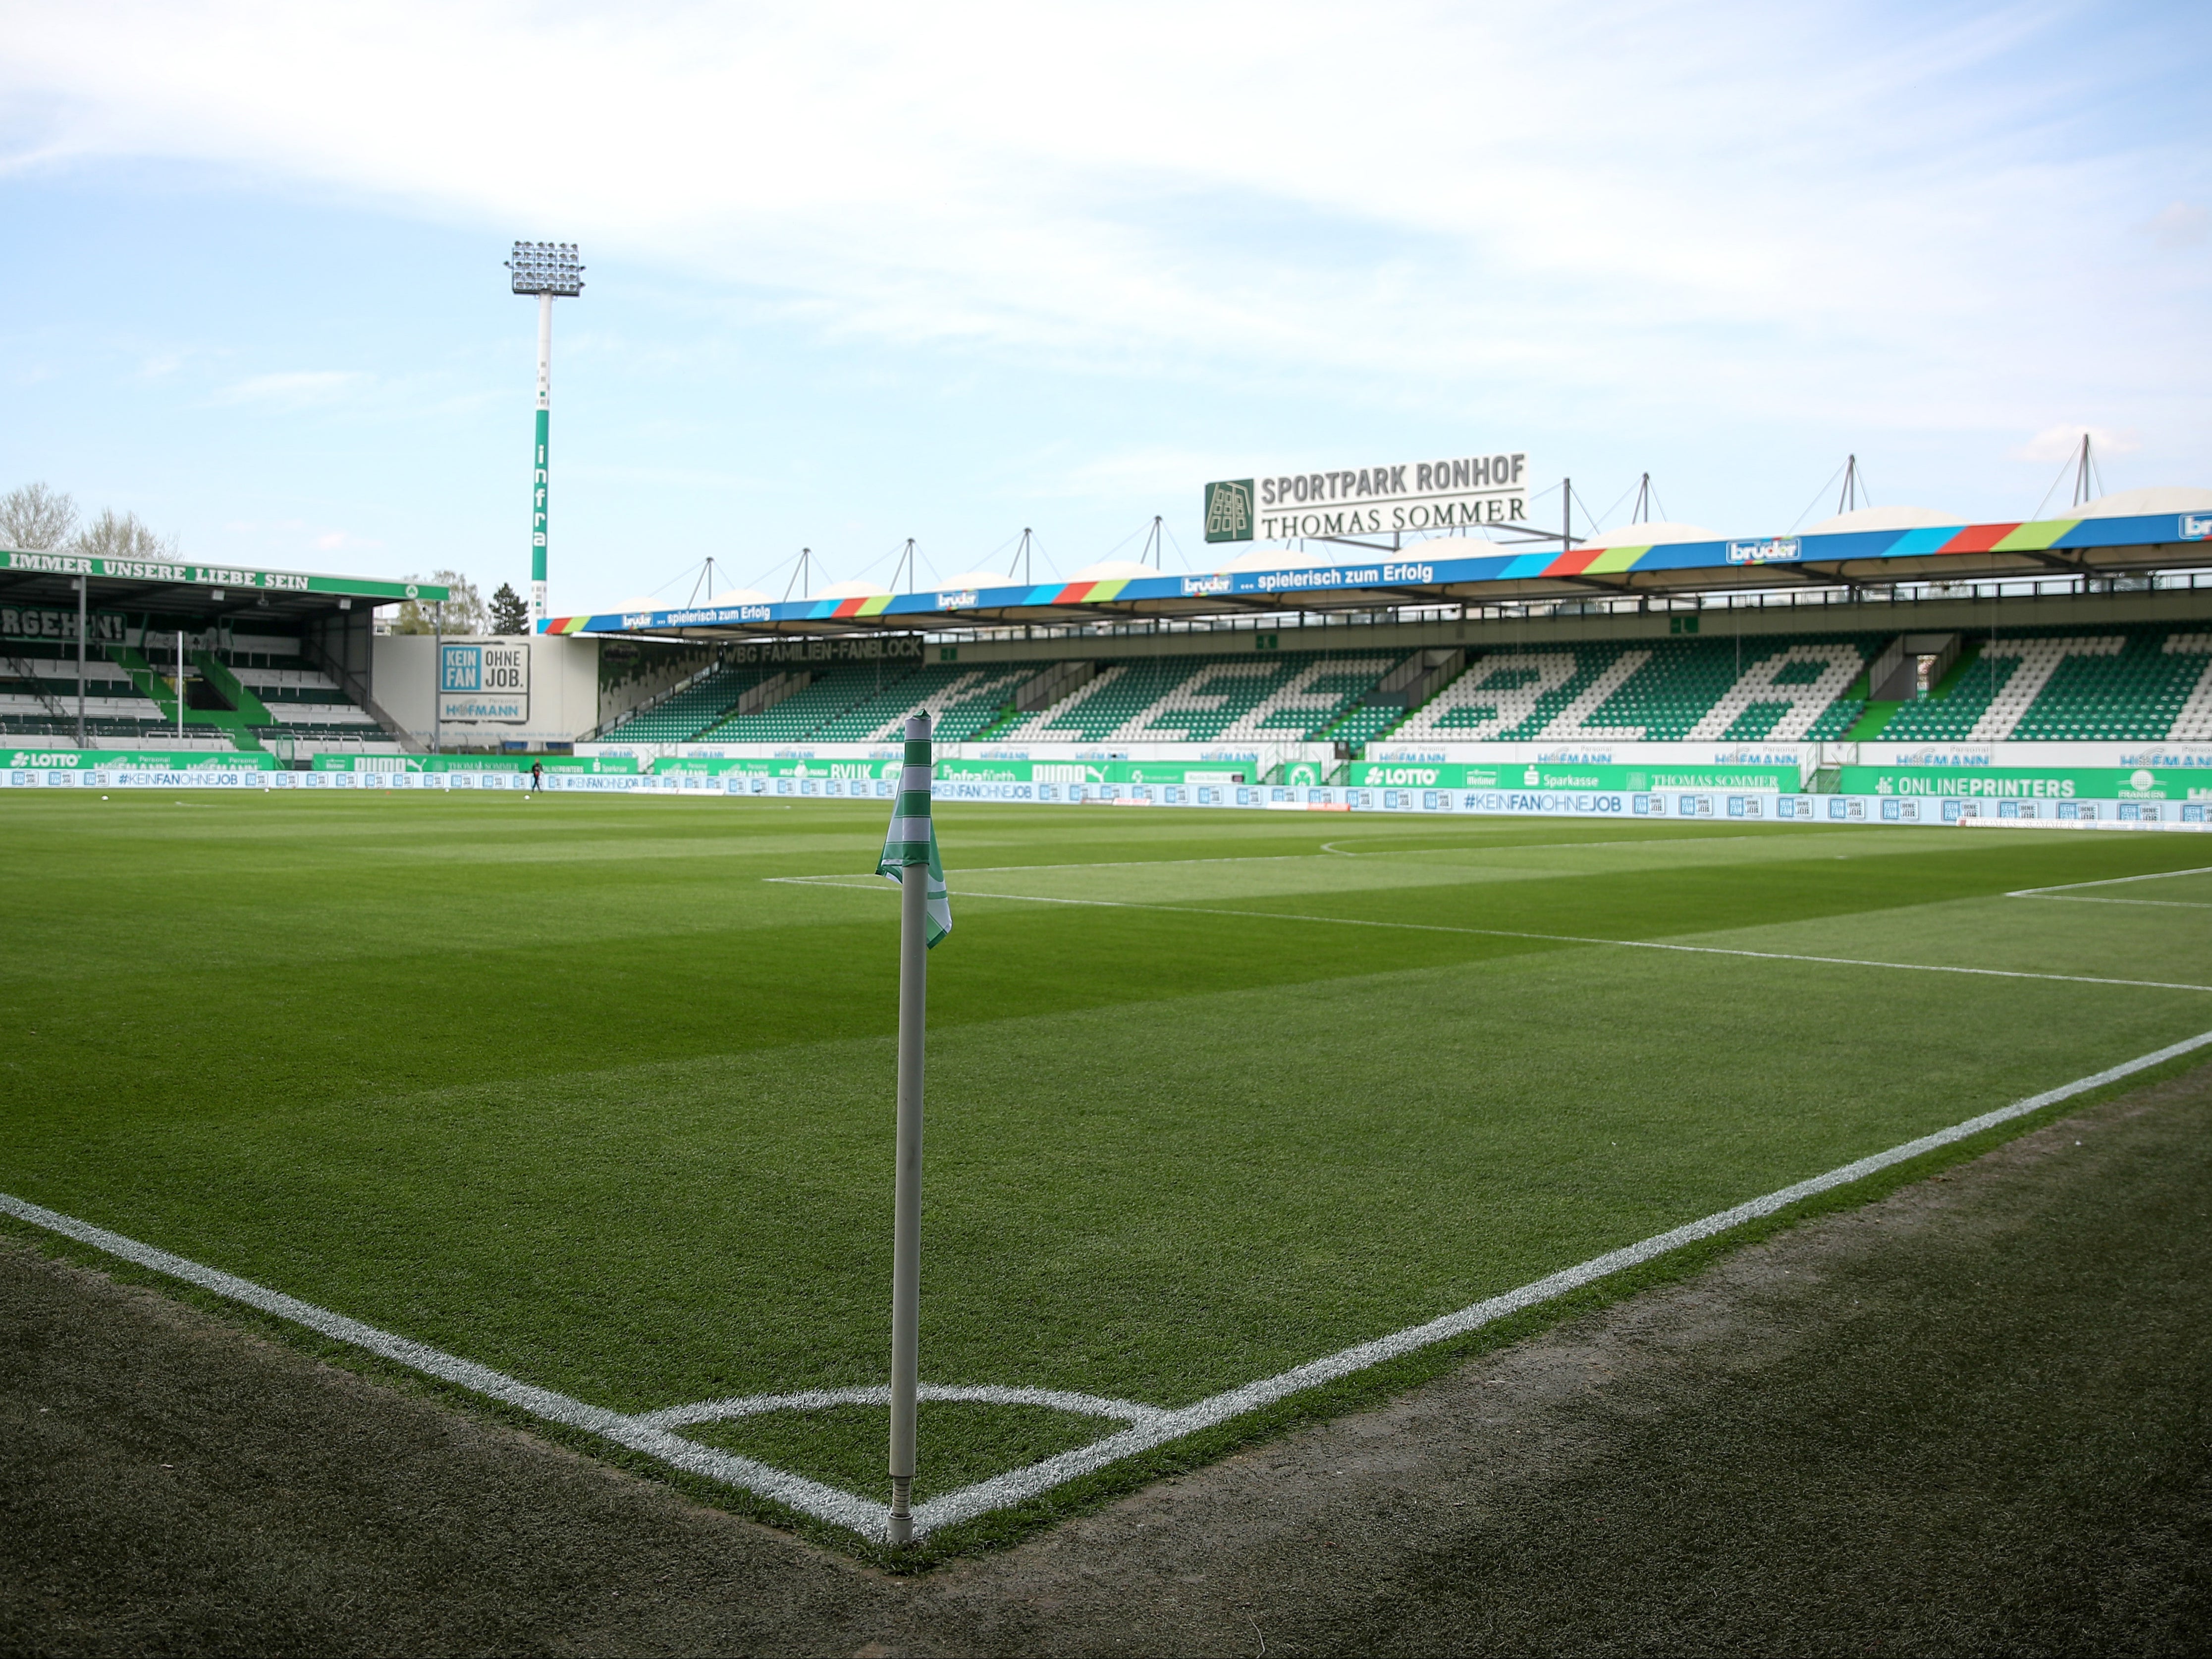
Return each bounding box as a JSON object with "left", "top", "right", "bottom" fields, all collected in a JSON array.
[{"left": 876, "top": 723, "right": 951, "bottom": 947}]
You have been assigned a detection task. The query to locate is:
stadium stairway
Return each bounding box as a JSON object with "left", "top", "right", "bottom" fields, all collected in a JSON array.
[
  {"left": 602, "top": 660, "right": 776, "bottom": 744},
  {"left": 810, "top": 663, "right": 1035, "bottom": 743},
  {"left": 697, "top": 661, "right": 926, "bottom": 744},
  {"left": 107, "top": 645, "right": 265, "bottom": 749}
]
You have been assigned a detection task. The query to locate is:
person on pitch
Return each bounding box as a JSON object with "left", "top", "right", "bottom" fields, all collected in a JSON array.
[{"left": 530, "top": 760, "right": 543, "bottom": 795}]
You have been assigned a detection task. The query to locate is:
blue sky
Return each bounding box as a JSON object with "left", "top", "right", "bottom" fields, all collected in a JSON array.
[{"left": 2, "top": 0, "right": 2207, "bottom": 613}]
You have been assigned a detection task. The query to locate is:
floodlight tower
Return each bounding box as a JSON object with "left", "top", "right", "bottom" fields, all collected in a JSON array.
[{"left": 505, "top": 241, "right": 585, "bottom": 629}]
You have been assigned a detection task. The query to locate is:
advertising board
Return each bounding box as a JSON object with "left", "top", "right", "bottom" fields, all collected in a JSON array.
[
  {"left": 1348, "top": 760, "right": 1800, "bottom": 793},
  {"left": 439, "top": 641, "right": 531, "bottom": 723},
  {"left": 1205, "top": 451, "right": 1531, "bottom": 542},
  {"left": 1835, "top": 765, "right": 2212, "bottom": 802}
]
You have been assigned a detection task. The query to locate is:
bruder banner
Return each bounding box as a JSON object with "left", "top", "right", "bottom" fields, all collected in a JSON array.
[
  {"left": 1205, "top": 450, "right": 1530, "bottom": 543},
  {"left": 1349, "top": 759, "right": 1801, "bottom": 793}
]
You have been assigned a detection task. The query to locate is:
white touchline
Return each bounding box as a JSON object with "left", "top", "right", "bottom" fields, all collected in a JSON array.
[
  {"left": 4, "top": 1027, "right": 2208, "bottom": 1543},
  {"left": 761, "top": 832, "right": 1815, "bottom": 886},
  {"left": 899, "top": 885, "right": 2212, "bottom": 996},
  {"left": 1316, "top": 833, "right": 1780, "bottom": 857},
  {"left": 0, "top": 1190, "right": 883, "bottom": 1537},
  {"left": 2009, "top": 865, "right": 2212, "bottom": 908}
]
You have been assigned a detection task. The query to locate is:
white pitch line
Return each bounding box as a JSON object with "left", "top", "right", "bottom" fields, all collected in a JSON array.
[
  {"left": 1316, "top": 833, "right": 1781, "bottom": 857},
  {"left": 2008, "top": 865, "right": 2212, "bottom": 908},
  {"left": 0, "top": 1191, "right": 886, "bottom": 1539},
  {"left": 2012, "top": 896, "right": 2212, "bottom": 910},
  {"left": 764, "top": 833, "right": 1795, "bottom": 886},
  {"left": 911, "top": 1023, "right": 2212, "bottom": 1534},
  {"left": 640, "top": 1383, "right": 1169, "bottom": 1431},
  {"left": 7, "top": 1032, "right": 2209, "bottom": 1544},
  {"left": 922, "top": 887, "right": 2212, "bottom": 996},
  {"left": 2008, "top": 863, "right": 2212, "bottom": 895}
]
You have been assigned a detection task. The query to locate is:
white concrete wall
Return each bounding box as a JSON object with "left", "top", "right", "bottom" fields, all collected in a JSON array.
[{"left": 373, "top": 634, "right": 600, "bottom": 748}]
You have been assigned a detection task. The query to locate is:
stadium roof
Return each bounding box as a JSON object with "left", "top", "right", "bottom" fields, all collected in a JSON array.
[
  {"left": 544, "top": 501, "right": 2212, "bottom": 643},
  {"left": 0, "top": 549, "right": 446, "bottom": 623}
]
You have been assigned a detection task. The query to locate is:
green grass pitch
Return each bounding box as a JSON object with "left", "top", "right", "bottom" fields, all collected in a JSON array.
[{"left": 4, "top": 791, "right": 2210, "bottom": 1547}]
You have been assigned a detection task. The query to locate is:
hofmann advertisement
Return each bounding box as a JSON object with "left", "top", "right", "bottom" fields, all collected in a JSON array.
[
  {"left": 1206, "top": 451, "right": 1531, "bottom": 542},
  {"left": 439, "top": 641, "right": 530, "bottom": 723}
]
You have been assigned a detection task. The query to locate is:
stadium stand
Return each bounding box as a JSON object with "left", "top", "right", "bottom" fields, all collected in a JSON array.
[
  {"left": 1873, "top": 626, "right": 2212, "bottom": 743},
  {"left": 1379, "top": 636, "right": 1877, "bottom": 745},
  {"left": 812, "top": 663, "right": 1034, "bottom": 742},
  {"left": 565, "top": 622, "right": 2212, "bottom": 752},
  {"left": 995, "top": 651, "right": 1399, "bottom": 744},
  {"left": 600, "top": 659, "right": 774, "bottom": 742},
  {"left": 696, "top": 661, "right": 925, "bottom": 743},
  {"left": 0, "top": 631, "right": 387, "bottom": 749}
]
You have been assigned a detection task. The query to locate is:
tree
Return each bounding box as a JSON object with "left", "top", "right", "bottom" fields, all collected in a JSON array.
[
  {"left": 386, "top": 569, "right": 487, "bottom": 635},
  {"left": 488, "top": 582, "right": 531, "bottom": 636},
  {"left": 73, "top": 509, "right": 176, "bottom": 561},
  {"left": 0, "top": 482, "right": 81, "bottom": 551}
]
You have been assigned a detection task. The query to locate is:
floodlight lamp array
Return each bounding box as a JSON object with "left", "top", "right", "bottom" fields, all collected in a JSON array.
[{"left": 506, "top": 241, "right": 585, "bottom": 296}]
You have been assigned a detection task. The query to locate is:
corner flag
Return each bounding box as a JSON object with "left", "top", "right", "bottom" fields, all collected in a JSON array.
[
  {"left": 880, "top": 712, "right": 943, "bottom": 1547},
  {"left": 876, "top": 723, "right": 951, "bottom": 947}
]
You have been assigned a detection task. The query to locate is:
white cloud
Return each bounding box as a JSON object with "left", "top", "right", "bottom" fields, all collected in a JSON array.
[
  {"left": 1, "top": 0, "right": 2205, "bottom": 432},
  {"left": 2144, "top": 201, "right": 2210, "bottom": 249},
  {"left": 2014, "top": 424, "right": 2143, "bottom": 463},
  {"left": 212, "top": 370, "right": 370, "bottom": 406}
]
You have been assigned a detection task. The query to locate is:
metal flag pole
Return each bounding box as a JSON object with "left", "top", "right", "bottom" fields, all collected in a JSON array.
[{"left": 887, "top": 709, "right": 932, "bottom": 1545}]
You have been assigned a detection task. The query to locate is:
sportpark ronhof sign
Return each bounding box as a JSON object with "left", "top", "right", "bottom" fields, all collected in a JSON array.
[{"left": 1204, "top": 452, "right": 1530, "bottom": 543}]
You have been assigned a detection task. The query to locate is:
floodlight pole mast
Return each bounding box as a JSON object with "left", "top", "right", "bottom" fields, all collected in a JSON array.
[
  {"left": 533, "top": 292, "right": 552, "bottom": 629},
  {"left": 507, "top": 242, "right": 584, "bottom": 634},
  {"left": 433, "top": 601, "right": 443, "bottom": 756}
]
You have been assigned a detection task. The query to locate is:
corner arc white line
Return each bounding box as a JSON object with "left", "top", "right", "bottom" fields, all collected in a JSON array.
[
  {"left": 639, "top": 1383, "right": 1169, "bottom": 1431},
  {"left": 908, "top": 1024, "right": 2212, "bottom": 1536}
]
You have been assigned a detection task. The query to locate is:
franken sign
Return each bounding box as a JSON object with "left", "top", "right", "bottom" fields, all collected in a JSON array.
[{"left": 1204, "top": 451, "right": 1529, "bottom": 542}]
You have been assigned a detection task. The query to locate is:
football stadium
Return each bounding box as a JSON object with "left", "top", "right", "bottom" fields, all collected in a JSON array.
[{"left": 8, "top": 467, "right": 2212, "bottom": 1589}]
